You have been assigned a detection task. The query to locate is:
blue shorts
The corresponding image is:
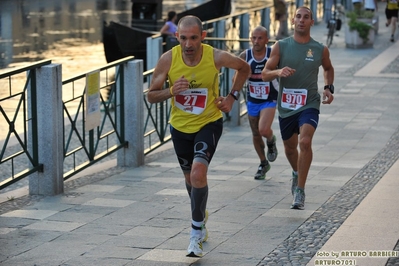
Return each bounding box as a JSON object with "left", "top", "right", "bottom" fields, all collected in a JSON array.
[
  {"left": 247, "top": 101, "right": 277, "bottom": 117},
  {"left": 279, "top": 108, "right": 319, "bottom": 141}
]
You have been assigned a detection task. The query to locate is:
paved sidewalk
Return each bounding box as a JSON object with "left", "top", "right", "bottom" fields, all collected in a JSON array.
[{"left": 1, "top": 4, "right": 399, "bottom": 265}]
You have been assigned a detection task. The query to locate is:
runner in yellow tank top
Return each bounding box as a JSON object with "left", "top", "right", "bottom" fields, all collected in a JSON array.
[
  {"left": 168, "top": 44, "right": 221, "bottom": 133},
  {"left": 147, "top": 15, "right": 250, "bottom": 257},
  {"left": 385, "top": 0, "right": 399, "bottom": 42}
]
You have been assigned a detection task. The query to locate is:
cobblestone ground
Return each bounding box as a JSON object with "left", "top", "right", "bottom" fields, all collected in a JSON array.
[
  {"left": 381, "top": 55, "right": 399, "bottom": 74},
  {"left": 258, "top": 126, "right": 399, "bottom": 266}
]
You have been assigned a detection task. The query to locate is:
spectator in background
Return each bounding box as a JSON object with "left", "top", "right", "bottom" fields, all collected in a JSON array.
[
  {"left": 365, "top": 0, "right": 378, "bottom": 12},
  {"left": 160, "top": 11, "right": 178, "bottom": 37},
  {"left": 161, "top": 11, "right": 178, "bottom": 50},
  {"left": 274, "top": 0, "right": 289, "bottom": 39}
]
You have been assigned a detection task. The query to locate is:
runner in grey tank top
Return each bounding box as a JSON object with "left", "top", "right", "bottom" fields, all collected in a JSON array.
[{"left": 261, "top": 6, "right": 335, "bottom": 210}]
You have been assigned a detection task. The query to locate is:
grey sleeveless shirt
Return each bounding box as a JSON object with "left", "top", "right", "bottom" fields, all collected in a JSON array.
[{"left": 277, "top": 37, "right": 324, "bottom": 118}]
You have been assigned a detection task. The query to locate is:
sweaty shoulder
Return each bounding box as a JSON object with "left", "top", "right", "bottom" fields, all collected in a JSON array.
[
  {"left": 160, "top": 49, "right": 173, "bottom": 63},
  {"left": 238, "top": 49, "right": 247, "bottom": 61},
  {"left": 212, "top": 47, "right": 227, "bottom": 70}
]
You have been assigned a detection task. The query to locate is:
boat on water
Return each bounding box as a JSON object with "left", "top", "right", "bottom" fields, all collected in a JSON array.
[
  {"left": 102, "top": 0, "right": 232, "bottom": 69},
  {"left": 175, "top": 0, "right": 231, "bottom": 23}
]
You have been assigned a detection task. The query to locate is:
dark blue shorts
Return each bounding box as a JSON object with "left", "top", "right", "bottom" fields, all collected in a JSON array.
[
  {"left": 279, "top": 108, "right": 319, "bottom": 141},
  {"left": 170, "top": 118, "right": 223, "bottom": 173}
]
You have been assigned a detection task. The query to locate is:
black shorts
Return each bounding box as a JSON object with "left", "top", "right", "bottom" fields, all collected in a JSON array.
[
  {"left": 170, "top": 118, "right": 223, "bottom": 173},
  {"left": 386, "top": 8, "right": 399, "bottom": 20}
]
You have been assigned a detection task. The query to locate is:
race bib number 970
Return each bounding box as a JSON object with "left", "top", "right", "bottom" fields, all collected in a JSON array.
[
  {"left": 281, "top": 88, "right": 308, "bottom": 110},
  {"left": 175, "top": 88, "right": 208, "bottom": 115}
]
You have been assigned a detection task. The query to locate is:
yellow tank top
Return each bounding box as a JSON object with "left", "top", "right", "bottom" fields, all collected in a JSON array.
[
  {"left": 387, "top": 0, "right": 399, "bottom": 10},
  {"left": 169, "top": 44, "right": 222, "bottom": 133}
]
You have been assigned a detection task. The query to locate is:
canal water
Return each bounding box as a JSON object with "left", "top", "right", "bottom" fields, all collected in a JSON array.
[{"left": 0, "top": 0, "right": 272, "bottom": 75}]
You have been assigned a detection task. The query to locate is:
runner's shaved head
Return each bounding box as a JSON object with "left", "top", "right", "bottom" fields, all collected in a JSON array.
[
  {"left": 252, "top": 26, "right": 268, "bottom": 38},
  {"left": 178, "top": 15, "right": 203, "bottom": 32}
]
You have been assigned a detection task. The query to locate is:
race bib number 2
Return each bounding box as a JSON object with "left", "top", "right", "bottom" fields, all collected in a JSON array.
[
  {"left": 175, "top": 88, "right": 208, "bottom": 115},
  {"left": 281, "top": 88, "right": 308, "bottom": 110}
]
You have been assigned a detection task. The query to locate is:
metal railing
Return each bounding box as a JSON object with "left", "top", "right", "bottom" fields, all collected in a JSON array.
[
  {"left": 0, "top": 60, "right": 52, "bottom": 189},
  {"left": 142, "top": 70, "right": 171, "bottom": 154},
  {"left": 62, "top": 58, "right": 130, "bottom": 180},
  {"left": 1, "top": 58, "right": 144, "bottom": 193}
]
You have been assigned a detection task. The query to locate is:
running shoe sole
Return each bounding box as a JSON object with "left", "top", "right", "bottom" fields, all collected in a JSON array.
[
  {"left": 187, "top": 252, "right": 202, "bottom": 257},
  {"left": 290, "top": 203, "right": 304, "bottom": 210}
]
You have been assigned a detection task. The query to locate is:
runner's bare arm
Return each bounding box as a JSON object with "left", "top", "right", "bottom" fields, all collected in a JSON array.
[
  {"left": 147, "top": 51, "right": 173, "bottom": 103},
  {"left": 214, "top": 49, "right": 250, "bottom": 93},
  {"left": 213, "top": 49, "right": 250, "bottom": 113},
  {"left": 321, "top": 46, "right": 334, "bottom": 104},
  {"left": 322, "top": 46, "right": 334, "bottom": 86},
  {"left": 262, "top": 42, "right": 296, "bottom": 81}
]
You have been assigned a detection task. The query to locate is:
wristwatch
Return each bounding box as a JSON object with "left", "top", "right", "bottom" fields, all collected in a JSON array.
[
  {"left": 324, "top": 84, "right": 334, "bottom": 94},
  {"left": 229, "top": 90, "right": 240, "bottom": 100}
]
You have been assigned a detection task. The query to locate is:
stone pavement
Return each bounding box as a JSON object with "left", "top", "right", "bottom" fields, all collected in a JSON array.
[{"left": 1, "top": 4, "right": 399, "bottom": 265}]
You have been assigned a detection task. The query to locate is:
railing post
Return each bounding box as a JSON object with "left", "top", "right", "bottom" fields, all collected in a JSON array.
[
  {"left": 29, "top": 64, "right": 64, "bottom": 196},
  {"left": 228, "top": 68, "right": 240, "bottom": 126},
  {"left": 240, "top": 13, "right": 250, "bottom": 50},
  {"left": 311, "top": 0, "right": 318, "bottom": 23},
  {"left": 216, "top": 20, "right": 226, "bottom": 50},
  {"left": 146, "top": 36, "right": 163, "bottom": 70},
  {"left": 261, "top": 8, "right": 271, "bottom": 34},
  {"left": 117, "top": 59, "right": 144, "bottom": 167}
]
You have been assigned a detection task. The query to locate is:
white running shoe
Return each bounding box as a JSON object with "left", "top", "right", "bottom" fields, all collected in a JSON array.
[{"left": 186, "top": 236, "right": 203, "bottom": 257}]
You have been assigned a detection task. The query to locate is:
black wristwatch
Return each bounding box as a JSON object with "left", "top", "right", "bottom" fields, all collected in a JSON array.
[
  {"left": 229, "top": 90, "right": 240, "bottom": 100},
  {"left": 324, "top": 84, "right": 334, "bottom": 94}
]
